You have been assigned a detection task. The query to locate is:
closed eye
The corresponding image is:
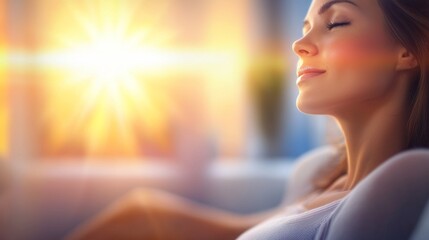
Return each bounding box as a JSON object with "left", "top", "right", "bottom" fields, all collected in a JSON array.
[{"left": 326, "top": 21, "right": 351, "bottom": 30}]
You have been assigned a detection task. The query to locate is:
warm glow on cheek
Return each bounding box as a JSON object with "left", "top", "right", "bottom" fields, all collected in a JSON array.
[
  {"left": 297, "top": 34, "right": 397, "bottom": 114},
  {"left": 326, "top": 34, "right": 395, "bottom": 73},
  {"left": 328, "top": 39, "right": 368, "bottom": 69},
  {"left": 325, "top": 36, "right": 396, "bottom": 93}
]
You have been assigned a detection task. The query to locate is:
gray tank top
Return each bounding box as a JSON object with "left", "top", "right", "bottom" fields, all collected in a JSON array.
[
  {"left": 237, "top": 197, "right": 346, "bottom": 240},
  {"left": 238, "top": 147, "right": 429, "bottom": 239}
]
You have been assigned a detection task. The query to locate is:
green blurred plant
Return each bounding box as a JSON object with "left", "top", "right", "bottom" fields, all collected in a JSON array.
[{"left": 248, "top": 51, "right": 287, "bottom": 157}]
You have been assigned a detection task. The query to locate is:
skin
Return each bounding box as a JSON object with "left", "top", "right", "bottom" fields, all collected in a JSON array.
[
  {"left": 65, "top": 188, "right": 281, "bottom": 240},
  {"left": 292, "top": 0, "right": 418, "bottom": 209},
  {"left": 66, "top": 0, "right": 420, "bottom": 239}
]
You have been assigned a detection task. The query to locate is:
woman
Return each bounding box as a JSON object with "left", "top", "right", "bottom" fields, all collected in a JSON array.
[
  {"left": 239, "top": 0, "right": 429, "bottom": 238},
  {"left": 67, "top": 0, "right": 429, "bottom": 239}
]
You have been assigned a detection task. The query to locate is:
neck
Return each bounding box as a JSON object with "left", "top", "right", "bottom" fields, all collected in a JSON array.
[
  {"left": 333, "top": 79, "right": 410, "bottom": 190},
  {"left": 337, "top": 111, "right": 406, "bottom": 189}
]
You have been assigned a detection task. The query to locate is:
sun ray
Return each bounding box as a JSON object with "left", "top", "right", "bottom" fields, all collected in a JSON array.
[{"left": 36, "top": 0, "right": 180, "bottom": 158}]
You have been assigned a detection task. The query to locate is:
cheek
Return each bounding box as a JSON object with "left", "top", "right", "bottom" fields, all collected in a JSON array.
[
  {"left": 324, "top": 34, "right": 397, "bottom": 94},
  {"left": 326, "top": 35, "right": 395, "bottom": 73},
  {"left": 297, "top": 35, "right": 397, "bottom": 114}
]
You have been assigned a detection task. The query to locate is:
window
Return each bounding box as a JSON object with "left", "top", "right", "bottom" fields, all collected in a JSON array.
[
  {"left": 0, "top": 0, "right": 6, "bottom": 159},
  {"left": 8, "top": 0, "right": 255, "bottom": 162}
]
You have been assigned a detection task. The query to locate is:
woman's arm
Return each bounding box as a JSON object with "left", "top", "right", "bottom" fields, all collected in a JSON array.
[
  {"left": 65, "top": 188, "right": 280, "bottom": 240},
  {"left": 66, "top": 145, "right": 340, "bottom": 240}
]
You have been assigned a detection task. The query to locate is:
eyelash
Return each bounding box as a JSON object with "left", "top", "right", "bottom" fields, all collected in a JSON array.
[{"left": 326, "top": 21, "right": 351, "bottom": 30}]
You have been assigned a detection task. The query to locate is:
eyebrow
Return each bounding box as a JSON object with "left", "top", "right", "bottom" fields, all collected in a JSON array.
[{"left": 303, "top": 0, "right": 359, "bottom": 28}]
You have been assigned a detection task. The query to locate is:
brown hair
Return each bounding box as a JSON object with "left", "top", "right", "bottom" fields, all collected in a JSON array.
[
  {"left": 378, "top": 0, "right": 429, "bottom": 148},
  {"left": 317, "top": 0, "right": 429, "bottom": 190}
]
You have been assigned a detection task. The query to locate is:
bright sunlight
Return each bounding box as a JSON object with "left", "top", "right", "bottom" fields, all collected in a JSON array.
[
  {"left": 0, "top": 0, "right": 6, "bottom": 158},
  {"left": 36, "top": 0, "right": 180, "bottom": 158},
  {"left": 29, "top": 0, "right": 244, "bottom": 159}
]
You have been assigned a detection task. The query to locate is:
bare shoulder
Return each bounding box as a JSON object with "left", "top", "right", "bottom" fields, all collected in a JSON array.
[
  {"left": 289, "top": 145, "right": 342, "bottom": 184},
  {"left": 283, "top": 145, "right": 342, "bottom": 204}
]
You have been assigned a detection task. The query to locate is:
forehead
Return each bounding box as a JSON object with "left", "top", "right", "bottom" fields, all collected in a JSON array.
[
  {"left": 305, "top": 0, "right": 366, "bottom": 17},
  {"left": 304, "top": 0, "right": 381, "bottom": 22}
]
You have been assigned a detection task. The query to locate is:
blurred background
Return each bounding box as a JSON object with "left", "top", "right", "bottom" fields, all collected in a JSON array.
[{"left": 0, "top": 0, "right": 339, "bottom": 239}]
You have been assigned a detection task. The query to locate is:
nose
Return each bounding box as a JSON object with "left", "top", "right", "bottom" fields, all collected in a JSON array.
[{"left": 292, "top": 36, "right": 318, "bottom": 57}]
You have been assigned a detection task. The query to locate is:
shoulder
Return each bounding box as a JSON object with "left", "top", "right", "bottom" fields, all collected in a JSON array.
[
  {"left": 350, "top": 149, "right": 429, "bottom": 200},
  {"left": 325, "top": 149, "right": 429, "bottom": 240},
  {"left": 374, "top": 149, "right": 429, "bottom": 181},
  {"left": 283, "top": 145, "right": 342, "bottom": 204},
  {"left": 292, "top": 145, "right": 342, "bottom": 178},
  {"left": 289, "top": 145, "right": 342, "bottom": 186}
]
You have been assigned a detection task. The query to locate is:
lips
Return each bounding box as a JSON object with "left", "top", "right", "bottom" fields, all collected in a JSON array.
[
  {"left": 296, "top": 66, "right": 326, "bottom": 84},
  {"left": 297, "top": 66, "right": 326, "bottom": 78}
]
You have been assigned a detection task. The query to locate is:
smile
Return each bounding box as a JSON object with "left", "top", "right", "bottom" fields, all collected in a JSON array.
[{"left": 296, "top": 67, "right": 326, "bottom": 84}]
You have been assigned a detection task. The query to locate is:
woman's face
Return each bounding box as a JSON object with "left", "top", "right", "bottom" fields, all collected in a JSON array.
[{"left": 293, "top": 0, "right": 402, "bottom": 115}]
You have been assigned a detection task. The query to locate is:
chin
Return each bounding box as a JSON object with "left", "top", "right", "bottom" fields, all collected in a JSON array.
[
  {"left": 296, "top": 98, "right": 330, "bottom": 115},
  {"left": 296, "top": 106, "right": 327, "bottom": 115},
  {"left": 296, "top": 98, "right": 340, "bottom": 115}
]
